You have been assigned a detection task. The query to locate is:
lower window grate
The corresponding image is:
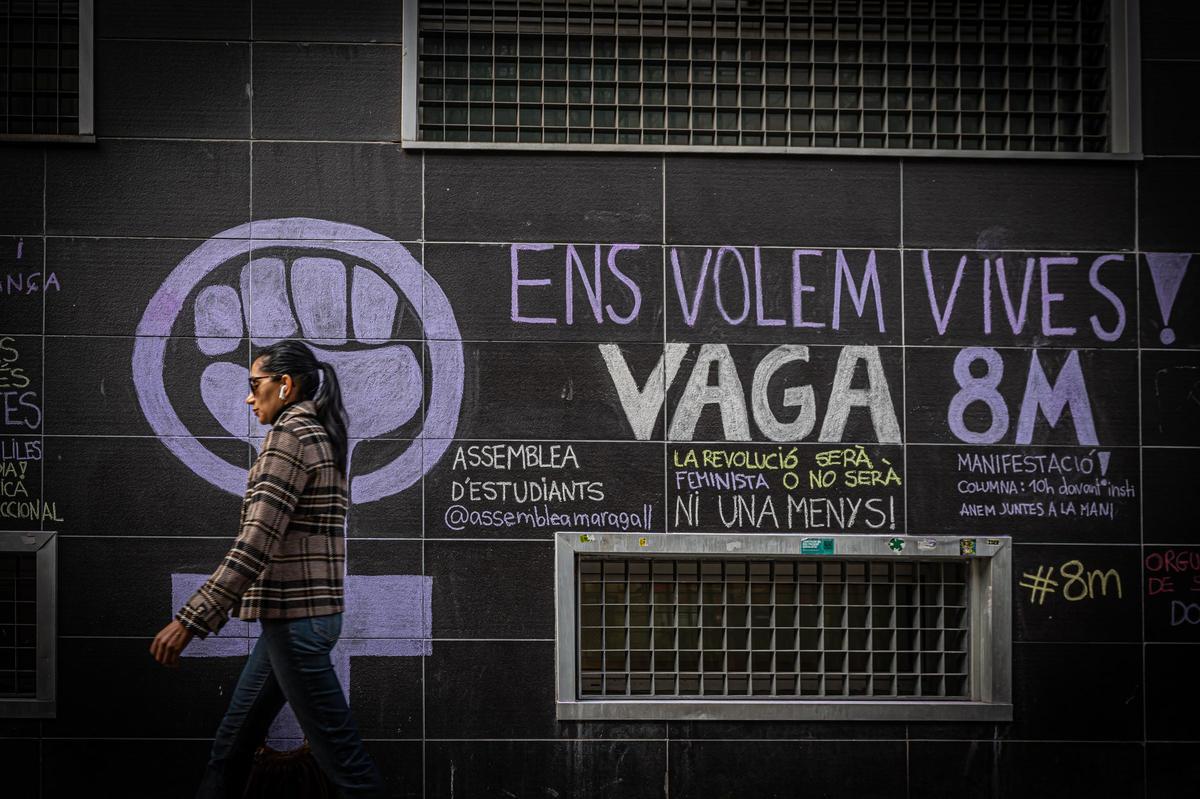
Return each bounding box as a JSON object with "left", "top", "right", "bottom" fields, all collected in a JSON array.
[
  {"left": 578, "top": 556, "right": 969, "bottom": 699},
  {"left": 0, "top": 552, "right": 38, "bottom": 698}
]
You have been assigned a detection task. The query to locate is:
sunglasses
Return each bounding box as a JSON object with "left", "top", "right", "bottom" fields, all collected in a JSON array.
[{"left": 248, "top": 374, "right": 283, "bottom": 392}]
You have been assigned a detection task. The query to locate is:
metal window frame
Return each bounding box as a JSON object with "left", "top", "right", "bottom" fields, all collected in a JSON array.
[
  {"left": 0, "top": 531, "right": 57, "bottom": 719},
  {"left": 401, "top": 0, "right": 1140, "bottom": 160},
  {"left": 555, "top": 533, "right": 1011, "bottom": 722},
  {"left": 0, "top": 0, "right": 95, "bottom": 144}
]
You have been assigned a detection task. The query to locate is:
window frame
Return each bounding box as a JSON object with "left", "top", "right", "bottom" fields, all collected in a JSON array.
[
  {"left": 0, "top": 0, "right": 94, "bottom": 144},
  {"left": 401, "top": 0, "right": 1140, "bottom": 159},
  {"left": 0, "top": 530, "right": 57, "bottom": 719},
  {"left": 554, "top": 532, "right": 1012, "bottom": 722}
]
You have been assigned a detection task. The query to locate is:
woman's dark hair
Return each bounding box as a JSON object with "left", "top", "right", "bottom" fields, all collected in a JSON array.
[{"left": 255, "top": 340, "right": 349, "bottom": 473}]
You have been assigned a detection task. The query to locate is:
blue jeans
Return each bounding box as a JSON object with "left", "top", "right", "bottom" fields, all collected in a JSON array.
[{"left": 196, "top": 613, "right": 384, "bottom": 798}]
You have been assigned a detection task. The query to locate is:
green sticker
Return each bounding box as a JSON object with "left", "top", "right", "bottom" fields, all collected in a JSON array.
[
  {"left": 888, "top": 537, "right": 905, "bottom": 552},
  {"left": 959, "top": 538, "right": 977, "bottom": 556},
  {"left": 579, "top": 534, "right": 594, "bottom": 543},
  {"left": 800, "top": 538, "right": 835, "bottom": 555}
]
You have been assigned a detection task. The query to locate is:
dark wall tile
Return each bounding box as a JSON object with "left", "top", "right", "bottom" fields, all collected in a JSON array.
[
  {"left": 1, "top": 235, "right": 46, "bottom": 334},
  {"left": 0, "top": 148, "right": 44, "bottom": 236},
  {"left": 1010, "top": 643, "right": 1142, "bottom": 740},
  {"left": 1142, "top": 62, "right": 1200, "bottom": 156},
  {"left": 667, "top": 246, "right": 901, "bottom": 345},
  {"left": 57, "top": 536, "right": 232, "bottom": 636},
  {"left": 425, "top": 640, "right": 556, "bottom": 738},
  {"left": 1147, "top": 556, "right": 1200, "bottom": 637},
  {"left": 425, "top": 440, "right": 663, "bottom": 539},
  {"left": 44, "top": 237, "right": 205, "bottom": 336},
  {"left": 368, "top": 741, "right": 423, "bottom": 799},
  {"left": 427, "top": 540, "right": 553, "bottom": 638},
  {"left": 908, "top": 740, "right": 999, "bottom": 799},
  {"left": 42, "top": 739, "right": 211, "bottom": 799},
  {"left": 252, "top": 43, "right": 402, "bottom": 141},
  {"left": 1013, "top": 545, "right": 1141, "bottom": 642},
  {"left": 426, "top": 242, "right": 665, "bottom": 343},
  {"left": 96, "top": 1, "right": 250, "bottom": 39},
  {"left": 1143, "top": 449, "right": 1200, "bottom": 544},
  {"left": 0, "top": 739, "right": 39, "bottom": 799},
  {"left": 43, "top": 336, "right": 251, "bottom": 436},
  {"left": 667, "top": 442, "right": 904, "bottom": 534},
  {"left": 254, "top": 0, "right": 402, "bottom": 43},
  {"left": 1141, "top": 1, "right": 1200, "bottom": 59},
  {"left": 1148, "top": 743, "right": 1200, "bottom": 798},
  {"left": 906, "top": 445, "right": 1140, "bottom": 543},
  {"left": 95, "top": 41, "right": 250, "bottom": 138},
  {"left": 1003, "top": 742, "right": 1144, "bottom": 799},
  {"left": 905, "top": 347, "right": 1139, "bottom": 447},
  {"left": 1140, "top": 252, "right": 1199, "bottom": 349},
  {"left": 453, "top": 342, "right": 666, "bottom": 441},
  {"left": 665, "top": 157, "right": 900, "bottom": 247},
  {"left": 426, "top": 740, "right": 667, "bottom": 799},
  {"left": 669, "top": 739, "right": 905, "bottom": 799},
  {"left": 1146, "top": 644, "right": 1200, "bottom": 739},
  {"left": 1139, "top": 159, "right": 1200, "bottom": 252},
  {"left": 0, "top": 335, "right": 41, "bottom": 436},
  {"left": 348, "top": 656, "right": 423, "bottom": 740},
  {"left": 251, "top": 142, "right": 420, "bottom": 242},
  {"left": 903, "top": 161, "right": 1135, "bottom": 251},
  {"left": 426, "top": 152, "right": 662, "bottom": 244},
  {"left": 43, "top": 637, "right": 244, "bottom": 738},
  {"left": 346, "top": 439, "right": 423, "bottom": 538},
  {"left": 905, "top": 249, "right": 1138, "bottom": 348},
  {"left": 45, "top": 140, "right": 249, "bottom": 238},
  {"left": 1142, "top": 350, "right": 1200, "bottom": 446}
]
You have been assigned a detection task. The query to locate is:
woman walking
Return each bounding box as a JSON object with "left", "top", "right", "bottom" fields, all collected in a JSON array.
[{"left": 151, "top": 340, "right": 384, "bottom": 798}]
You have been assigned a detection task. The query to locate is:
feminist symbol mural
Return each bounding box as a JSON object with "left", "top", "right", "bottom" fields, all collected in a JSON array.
[
  {"left": 171, "top": 573, "right": 431, "bottom": 746},
  {"left": 132, "top": 218, "right": 464, "bottom": 502}
]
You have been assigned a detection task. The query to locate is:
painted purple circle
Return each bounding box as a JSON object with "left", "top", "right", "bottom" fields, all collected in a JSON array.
[{"left": 132, "top": 218, "right": 463, "bottom": 503}]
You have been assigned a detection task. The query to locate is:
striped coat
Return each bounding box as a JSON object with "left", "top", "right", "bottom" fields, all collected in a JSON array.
[{"left": 176, "top": 401, "right": 348, "bottom": 637}]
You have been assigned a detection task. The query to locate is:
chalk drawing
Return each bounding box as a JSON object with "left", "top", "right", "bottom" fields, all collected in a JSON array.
[
  {"left": 171, "top": 572, "right": 431, "bottom": 748},
  {"left": 133, "top": 218, "right": 464, "bottom": 504}
]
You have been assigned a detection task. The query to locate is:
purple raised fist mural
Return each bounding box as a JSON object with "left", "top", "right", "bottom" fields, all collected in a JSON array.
[{"left": 133, "top": 218, "right": 464, "bottom": 501}]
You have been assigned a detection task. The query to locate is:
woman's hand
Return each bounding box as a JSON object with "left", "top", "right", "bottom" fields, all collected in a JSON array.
[{"left": 150, "top": 619, "right": 195, "bottom": 667}]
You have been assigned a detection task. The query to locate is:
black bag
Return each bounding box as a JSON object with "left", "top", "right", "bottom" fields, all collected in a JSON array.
[{"left": 242, "top": 741, "right": 336, "bottom": 799}]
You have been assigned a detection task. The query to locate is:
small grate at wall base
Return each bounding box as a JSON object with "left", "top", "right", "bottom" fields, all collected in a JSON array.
[{"left": 578, "top": 555, "right": 970, "bottom": 699}]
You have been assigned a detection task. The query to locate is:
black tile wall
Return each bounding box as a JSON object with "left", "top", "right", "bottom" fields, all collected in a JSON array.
[
  {"left": 424, "top": 152, "right": 663, "bottom": 244},
  {"left": 664, "top": 157, "right": 900, "bottom": 247},
  {"left": 3, "top": 4, "right": 1195, "bottom": 797},
  {"left": 251, "top": 44, "right": 403, "bottom": 141},
  {"left": 45, "top": 141, "right": 250, "bottom": 238},
  {"left": 95, "top": 1, "right": 251, "bottom": 40},
  {"left": 94, "top": 42, "right": 251, "bottom": 139},
  {"left": 903, "top": 160, "right": 1136, "bottom": 251}
]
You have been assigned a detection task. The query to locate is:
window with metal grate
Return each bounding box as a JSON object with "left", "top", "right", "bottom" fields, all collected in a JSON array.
[
  {"left": 556, "top": 533, "right": 1011, "bottom": 721},
  {"left": 0, "top": 0, "right": 93, "bottom": 141},
  {"left": 0, "top": 531, "right": 55, "bottom": 718},
  {"left": 403, "top": 0, "right": 1139, "bottom": 156}
]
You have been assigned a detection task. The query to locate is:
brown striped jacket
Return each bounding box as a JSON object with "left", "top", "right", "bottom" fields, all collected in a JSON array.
[{"left": 176, "top": 401, "right": 348, "bottom": 636}]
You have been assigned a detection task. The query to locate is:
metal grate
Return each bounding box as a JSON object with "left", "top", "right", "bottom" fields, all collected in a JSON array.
[
  {"left": 0, "top": 0, "right": 83, "bottom": 136},
  {"left": 413, "top": 0, "right": 1113, "bottom": 153},
  {"left": 0, "top": 552, "right": 37, "bottom": 698},
  {"left": 578, "top": 555, "right": 969, "bottom": 699}
]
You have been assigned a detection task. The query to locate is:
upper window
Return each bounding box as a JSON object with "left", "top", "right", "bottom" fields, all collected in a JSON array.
[
  {"left": 0, "top": 0, "right": 94, "bottom": 142},
  {"left": 402, "top": 0, "right": 1139, "bottom": 156}
]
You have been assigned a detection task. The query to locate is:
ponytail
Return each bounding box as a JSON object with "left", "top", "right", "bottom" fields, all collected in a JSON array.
[
  {"left": 313, "top": 361, "right": 349, "bottom": 474},
  {"left": 254, "top": 340, "right": 350, "bottom": 474}
]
